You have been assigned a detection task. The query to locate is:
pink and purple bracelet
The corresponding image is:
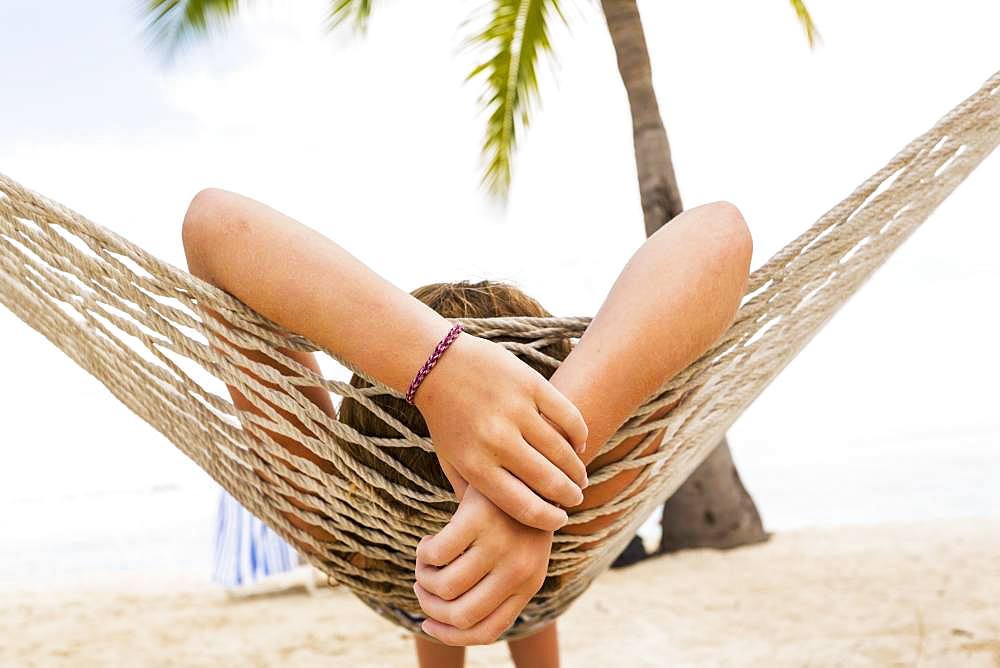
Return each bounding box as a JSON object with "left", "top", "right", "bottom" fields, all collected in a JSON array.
[{"left": 405, "top": 324, "right": 464, "bottom": 405}]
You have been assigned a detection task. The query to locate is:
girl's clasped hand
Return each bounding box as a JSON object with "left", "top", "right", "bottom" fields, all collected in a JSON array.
[
  {"left": 411, "top": 331, "right": 589, "bottom": 532},
  {"left": 406, "top": 333, "right": 587, "bottom": 644}
]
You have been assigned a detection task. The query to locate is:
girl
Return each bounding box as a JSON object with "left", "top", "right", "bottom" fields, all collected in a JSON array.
[{"left": 182, "top": 190, "right": 751, "bottom": 667}]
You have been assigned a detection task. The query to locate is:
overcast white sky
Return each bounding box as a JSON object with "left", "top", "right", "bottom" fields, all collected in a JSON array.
[{"left": 1, "top": 1, "right": 998, "bottom": 577}]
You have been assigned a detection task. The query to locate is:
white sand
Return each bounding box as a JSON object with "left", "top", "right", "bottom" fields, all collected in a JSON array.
[{"left": 2, "top": 518, "right": 998, "bottom": 667}]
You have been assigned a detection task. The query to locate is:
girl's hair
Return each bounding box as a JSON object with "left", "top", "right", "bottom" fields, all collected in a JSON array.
[
  {"left": 336, "top": 281, "right": 571, "bottom": 595},
  {"left": 337, "top": 280, "right": 571, "bottom": 496}
]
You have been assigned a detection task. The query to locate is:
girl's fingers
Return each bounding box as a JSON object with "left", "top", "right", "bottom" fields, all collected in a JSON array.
[
  {"left": 523, "top": 414, "right": 589, "bottom": 490},
  {"left": 416, "top": 512, "right": 478, "bottom": 567},
  {"left": 415, "top": 546, "right": 491, "bottom": 602},
  {"left": 439, "top": 458, "right": 468, "bottom": 497},
  {"left": 533, "top": 380, "right": 589, "bottom": 453},
  {"left": 503, "top": 441, "right": 583, "bottom": 508},
  {"left": 479, "top": 469, "right": 568, "bottom": 532},
  {"left": 414, "top": 571, "right": 509, "bottom": 631},
  {"left": 421, "top": 593, "right": 530, "bottom": 646}
]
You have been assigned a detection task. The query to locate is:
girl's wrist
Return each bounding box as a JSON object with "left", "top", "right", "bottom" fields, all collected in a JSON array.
[
  {"left": 411, "top": 329, "right": 475, "bottom": 413},
  {"left": 376, "top": 307, "right": 453, "bottom": 396},
  {"left": 406, "top": 324, "right": 464, "bottom": 405}
]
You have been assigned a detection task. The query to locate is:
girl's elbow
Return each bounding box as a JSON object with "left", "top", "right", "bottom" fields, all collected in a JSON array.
[
  {"left": 705, "top": 201, "right": 753, "bottom": 272},
  {"left": 702, "top": 202, "right": 753, "bottom": 315},
  {"left": 181, "top": 188, "right": 244, "bottom": 277}
]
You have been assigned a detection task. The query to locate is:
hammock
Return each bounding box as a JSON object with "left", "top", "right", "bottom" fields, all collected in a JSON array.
[{"left": 1, "top": 70, "right": 998, "bottom": 639}]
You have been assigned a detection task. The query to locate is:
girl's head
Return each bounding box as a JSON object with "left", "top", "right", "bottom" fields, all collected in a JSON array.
[{"left": 338, "top": 280, "right": 570, "bottom": 493}]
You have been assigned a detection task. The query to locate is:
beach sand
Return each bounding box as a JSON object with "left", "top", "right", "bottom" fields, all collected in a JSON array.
[{"left": 2, "top": 518, "right": 998, "bottom": 667}]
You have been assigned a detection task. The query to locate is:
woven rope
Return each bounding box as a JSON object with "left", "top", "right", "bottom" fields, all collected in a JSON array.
[{"left": 1, "top": 70, "right": 998, "bottom": 639}]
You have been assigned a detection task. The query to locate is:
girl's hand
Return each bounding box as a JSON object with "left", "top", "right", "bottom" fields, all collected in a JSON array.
[
  {"left": 414, "top": 333, "right": 588, "bottom": 531},
  {"left": 413, "top": 487, "right": 552, "bottom": 645}
]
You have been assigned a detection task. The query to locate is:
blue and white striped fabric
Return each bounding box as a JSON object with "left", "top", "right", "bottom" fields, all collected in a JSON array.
[{"left": 212, "top": 489, "right": 298, "bottom": 588}]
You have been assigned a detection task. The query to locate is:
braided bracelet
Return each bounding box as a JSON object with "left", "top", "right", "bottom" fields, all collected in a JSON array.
[{"left": 405, "top": 324, "right": 464, "bottom": 405}]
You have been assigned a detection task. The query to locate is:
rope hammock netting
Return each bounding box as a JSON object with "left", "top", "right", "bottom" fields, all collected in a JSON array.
[{"left": 1, "top": 70, "right": 998, "bottom": 639}]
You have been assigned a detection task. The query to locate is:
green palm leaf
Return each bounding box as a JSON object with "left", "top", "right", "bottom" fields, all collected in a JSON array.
[
  {"left": 144, "top": 0, "right": 243, "bottom": 51},
  {"left": 326, "top": 0, "right": 375, "bottom": 33},
  {"left": 467, "top": 0, "right": 563, "bottom": 197},
  {"left": 789, "top": 0, "right": 820, "bottom": 47}
]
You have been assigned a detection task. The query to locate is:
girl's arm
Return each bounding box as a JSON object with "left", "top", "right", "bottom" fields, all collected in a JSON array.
[
  {"left": 553, "top": 200, "right": 752, "bottom": 523},
  {"left": 181, "top": 189, "right": 588, "bottom": 531},
  {"left": 415, "top": 201, "right": 753, "bottom": 645}
]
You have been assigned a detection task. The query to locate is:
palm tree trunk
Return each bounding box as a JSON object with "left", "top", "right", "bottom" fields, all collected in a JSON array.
[
  {"left": 600, "top": 0, "right": 767, "bottom": 554},
  {"left": 598, "top": 0, "right": 682, "bottom": 236}
]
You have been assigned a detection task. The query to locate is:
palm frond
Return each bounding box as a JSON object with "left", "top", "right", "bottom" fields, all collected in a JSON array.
[
  {"left": 789, "top": 0, "right": 820, "bottom": 48},
  {"left": 144, "top": 0, "right": 243, "bottom": 53},
  {"left": 326, "top": 0, "right": 375, "bottom": 33},
  {"left": 467, "top": 0, "right": 563, "bottom": 197}
]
